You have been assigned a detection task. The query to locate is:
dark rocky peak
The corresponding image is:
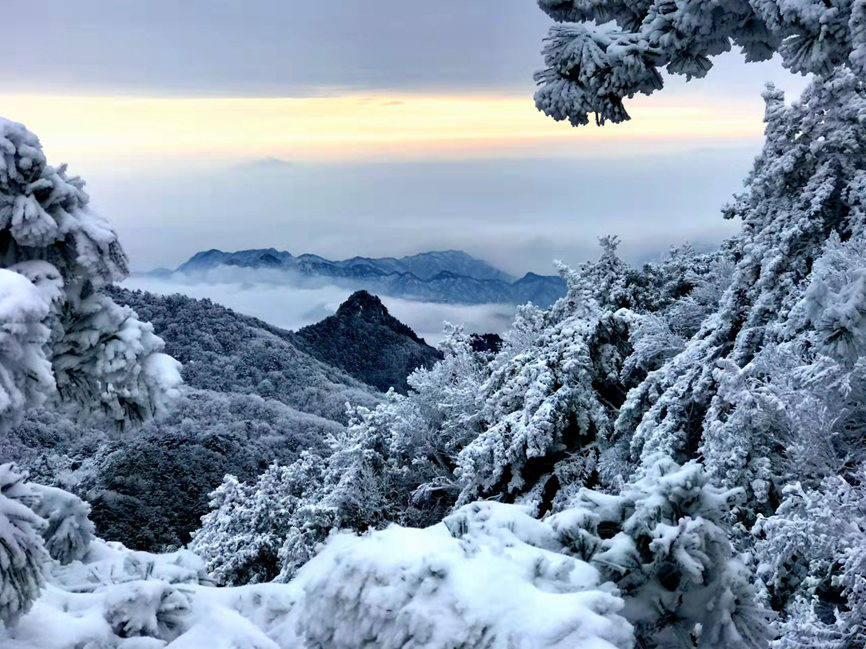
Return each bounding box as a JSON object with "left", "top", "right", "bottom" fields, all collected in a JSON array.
[
  {"left": 337, "top": 289, "right": 385, "bottom": 311},
  {"left": 334, "top": 291, "right": 424, "bottom": 343},
  {"left": 295, "top": 291, "right": 441, "bottom": 393}
]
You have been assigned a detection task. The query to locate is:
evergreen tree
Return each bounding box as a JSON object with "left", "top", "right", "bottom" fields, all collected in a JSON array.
[
  {"left": 191, "top": 455, "right": 326, "bottom": 585},
  {"left": 0, "top": 463, "right": 46, "bottom": 628},
  {"left": 549, "top": 457, "right": 773, "bottom": 649},
  {"left": 457, "top": 240, "right": 718, "bottom": 511},
  {"left": 620, "top": 71, "right": 866, "bottom": 476},
  {"left": 534, "top": 0, "right": 866, "bottom": 127},
  {"left": 30, "top": 484, "right": 94, "bottom": 565},
  {"left": 0, "top": 119, "right": 180, "bottom": 425},
  {"left": 754, "top": 473, "right": 866, "bottom": 649}
]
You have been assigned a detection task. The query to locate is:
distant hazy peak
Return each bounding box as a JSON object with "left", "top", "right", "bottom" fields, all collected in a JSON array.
[
  {"left": 166, "top": 248, "right": 567, "bottom": 307},
  {"left": 176, "top": 248, "right": 510, "bottom": 280}
]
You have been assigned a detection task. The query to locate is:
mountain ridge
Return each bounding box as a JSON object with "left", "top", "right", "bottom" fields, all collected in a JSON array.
[
  {"left": 294, "top": 290, "right": 443, "bottom": 393},
  {"left": 158, "top": 248, "right": 567, "bottom": 307}
]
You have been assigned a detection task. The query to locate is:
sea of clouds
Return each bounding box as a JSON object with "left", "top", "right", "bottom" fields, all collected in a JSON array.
[{"left": 123, "top": 274, "right": 518, "bottom": 345}]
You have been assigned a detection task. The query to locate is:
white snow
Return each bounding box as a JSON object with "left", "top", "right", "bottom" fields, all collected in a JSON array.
[{"left": 3, "top": 501, "right": 633, "bottom": 649}]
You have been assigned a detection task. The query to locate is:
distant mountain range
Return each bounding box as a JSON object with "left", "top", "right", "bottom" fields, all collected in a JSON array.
[{"left": 150, "top": 248, "right": 567, "bottom": 307}]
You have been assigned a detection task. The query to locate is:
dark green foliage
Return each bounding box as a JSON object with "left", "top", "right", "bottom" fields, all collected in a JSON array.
[
  {"left": 6, "top": 388, "right": 342, "bottom": 552},
  {"left": 108, "top": 287, "right": 379, "bottom": 422},
  {"left": 294, "top": 291, "right": 442, "bottom": 393}
]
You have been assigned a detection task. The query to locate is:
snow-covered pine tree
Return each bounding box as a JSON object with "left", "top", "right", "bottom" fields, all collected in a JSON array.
[
  {"left": 191, "top": 456, "right": 326, "bottom": 585},
  {"left": 0, "top": 463, "right": 47, "bottom": 628},
  {"left": 456, "top": 239, "right": 720, "bottom": 511},
  {"left": 455, "top": 279, "right": 612, "bottom": 510},
  {"left": 30, "top": 483, "right": 94, "bottom": 565},
  {"left": 548, "top": 457, "right": 773, "bottom": 649},
  {"left": 620, "top": 71, "right": 866, "bottom": 483},
  {"left": 753, "top": 472, "right": 866, "bottom": 649},
  {"left": 0, "top": 268, "right": 53, "bottom": 419},
  {"left": 534, "top": 0, "right": 866, "bottom": 127},
  {"left": 732, "top": 232, "right": 866, "bottom": 643},
  {"left": 0, "top": 118, "right": 180, "bottom": 425}
]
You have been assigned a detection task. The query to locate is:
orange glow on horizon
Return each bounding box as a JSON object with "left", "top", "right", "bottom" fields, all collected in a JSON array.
[{"left": 0, "top": 93, "right": 765, "bottom": 164}]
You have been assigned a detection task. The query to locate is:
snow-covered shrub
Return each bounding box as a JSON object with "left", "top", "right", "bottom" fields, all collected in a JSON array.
[
  {"left": 102, "top": 579, "right": 193, "bottom": 640},
  {"left": 0, "top": 463, "right": 46, "bottom": 627},
  {"left": 0, "top": 118, "right": 180, "bottom": 426},
  {"left": 0, "top": 533, "right": 213, "bottom": 648},
  {"left": 47, "top": 540, "right": 209, "bottom": 596},
  {"left": 549, "top": 457, "right": 773, "bottom": 649},
  {"left": 282, "top": 500, "right": 634, "bottom": 649},
  {"left": 192, "top": 454, "right": 327, "bottom": 585},
  {"left": 29, "top": 483, "right": 94, "bottom": 565},
  {"left": 4, "top": 503, "right": 631, "bottom": 648},
  {"left": 754, "top": 473, "right": 866, "bottom": 649}
]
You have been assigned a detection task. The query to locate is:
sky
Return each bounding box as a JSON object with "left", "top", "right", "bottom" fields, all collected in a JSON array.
[{"left": 2, "top": 0, "right": 810, "bottom": 275}]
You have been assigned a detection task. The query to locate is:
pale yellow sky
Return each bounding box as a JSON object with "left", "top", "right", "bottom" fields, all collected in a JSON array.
[{"left": 1, "top": 93, "right": 766, "bottom": 166}]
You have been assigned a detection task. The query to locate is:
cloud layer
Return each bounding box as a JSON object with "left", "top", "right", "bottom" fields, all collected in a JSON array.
[
  {"left": 124, "top": 276, "right": 517, "bottom": 345},
  {"left": 93, "top": 149, "right": 750, "bottom": 276},
  {"left": 5, "top": 1, "right": 805, "bottom": 98}
]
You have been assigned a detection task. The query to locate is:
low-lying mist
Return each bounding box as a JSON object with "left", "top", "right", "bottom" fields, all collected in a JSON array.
[{"left": 123, "top": 274, "right": 518, "bottom": 345}]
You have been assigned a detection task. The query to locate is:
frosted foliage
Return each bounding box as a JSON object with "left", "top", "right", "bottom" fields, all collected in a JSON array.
[
  {"left": 29, "top": 484, "right": 94, "bottom": 565},
  {"left": 190, "top": 457, "right": 327, "bottom": 586},
  {"left": 1, "top": 528, "right": 218, "bottom": 648},
  {"left": 534, "top": 0, "right": 865, "bottom": 127},
  {"left": 0, "top": 120, "right": 125, "bottom": 282},
  {"left": 621, "top": 71, "right": 866, "bottom": 467},
  {"left": 50, "top": 293, "right": 181, "bottom": 422},
  {"left": 753, "top": 474, "right": 866, "bottom": 649},
  {"left": 406, "top": 323, "right": 488, "bottom": 463},
  {"left": 0, "top": 269, "right": 53, "bottom": 418},
  {"left": 0, "top": 463, "right": 46, "bottom": 628},
  {"left": 4, "top": 497, "right": 635, "bottom": 649},
  {"left": 698, "top": 235, "right": 866, "bottom": 505},
  {"left": 454, "top": 249, "right": 620, "bottom": 508},
  {"left": 282, "top": 501, "right": 633, "bottom": 649},
  {"left": 456, "top": 240, "right": 714, "bottom": 509},
  {"left": 456, "top": 301, "right": 610, "bottom": 507},
  {"left": 0, "top": 118, "right": 180, "bottom": 424},
  {"left": 102, "top": 580, "right": 193, "bottom": 640},
  {"left": 798, "top": 232, "right": 866, "bottom": 361},
  {"left": 549, "top": 458, "right": 773, "bottom": 649},
  {"left": 191, "top": 327, "right": 496, "bottom": 585}
]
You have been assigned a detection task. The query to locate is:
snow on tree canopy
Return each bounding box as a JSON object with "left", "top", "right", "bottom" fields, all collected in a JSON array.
[
  {"left": 455, "top": 239, "right": 723, "bottom": 512},
  {"left": 5, "top": 482, "right": 635, "bottom": 649},
  {"left": 549, "top": 457, "right": 773, "bottom": 649},
  {"left": 0, "top": 118, "right": 180, "bottom": 424},
  {"left": 29, "top": 484, "right": 94, "bottom": 565},
  {"left": 534, "top": 0, "right": 866, "bottom": 127},
  {"left": 0, "top": 269, "right": 53, "bottom": 416},
  {"left": 619, "top": 70, "right": 866, "bottom": 476},
  {"left": 0, "top": 463, "right": 47, "bottom": 628},
  {"left": 278, "top": 500, "right": 634, "bottom": 649}
]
